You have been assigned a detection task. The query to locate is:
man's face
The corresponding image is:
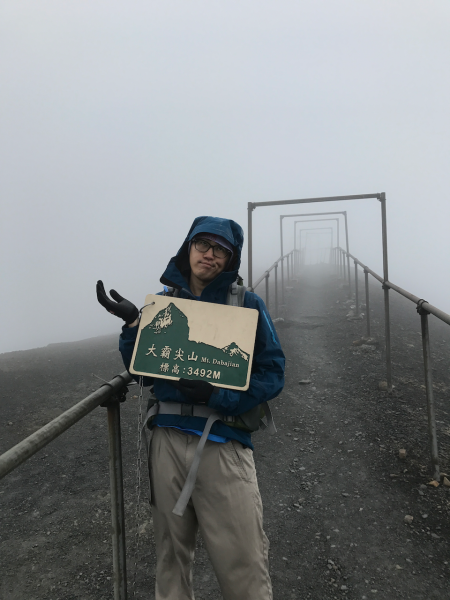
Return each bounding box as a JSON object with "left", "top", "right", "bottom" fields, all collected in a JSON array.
[{"left": 189, "top": 239, "right": 229, "bottom": 284}]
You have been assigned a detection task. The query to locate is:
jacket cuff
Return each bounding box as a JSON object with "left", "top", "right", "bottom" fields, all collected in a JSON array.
[
  {"left": 120, "top": 323, "right": 138, "bottom": 339},
  {"left": 208, "top": 386, "right": 241, "bottom": 414},
  {"left": 208, "top": 386, "right": 225, "bottom": 411}
]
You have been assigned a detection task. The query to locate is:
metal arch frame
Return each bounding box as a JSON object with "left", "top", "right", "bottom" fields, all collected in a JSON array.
[
  {"left": 302, "top": 229, "right": 334, "bottom": 266},
  {"left": 296, "top": 228, "right": 333, "bottom": 270},
  {"left": 293, "top": 218, "right": 339, "bottom": 278},
  {"left": 294, "top": 218, "right": 340, "bottom": 250},
  {"left": 247, "top": 192, "right": 391, "bottom": 389},
  {"left": 297, "top": 227, "right": 333, "bottom": 250},
  {"left": 277, "top": 210, "right": 349, "bottom": 289}
]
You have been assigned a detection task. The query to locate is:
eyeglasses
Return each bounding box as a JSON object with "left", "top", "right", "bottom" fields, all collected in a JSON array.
[{"left": 194, "top": 239, "right": 231, "bottom": 259}]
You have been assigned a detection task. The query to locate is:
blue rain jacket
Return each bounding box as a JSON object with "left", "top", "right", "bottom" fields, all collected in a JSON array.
[{"left": 119, "top": 216, "right": 285, "bottom": 449}]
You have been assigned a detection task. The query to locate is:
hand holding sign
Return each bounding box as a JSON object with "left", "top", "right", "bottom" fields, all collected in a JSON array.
[{"left": 172, "top": 379, "right": 216, "bottom": 405}]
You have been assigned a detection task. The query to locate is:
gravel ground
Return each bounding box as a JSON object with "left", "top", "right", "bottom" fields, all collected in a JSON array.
[{"left": 1, "top": 266, "right": 449, "bottom": 599}]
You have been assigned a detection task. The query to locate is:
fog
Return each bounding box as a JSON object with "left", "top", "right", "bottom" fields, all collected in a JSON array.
[{"left": 1, "top": 0, "right": 449, "bottom": 353}]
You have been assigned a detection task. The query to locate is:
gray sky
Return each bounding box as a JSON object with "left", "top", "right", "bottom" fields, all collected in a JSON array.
[{"left": 1, "top": 0, "right": 450, "bottom": 353}]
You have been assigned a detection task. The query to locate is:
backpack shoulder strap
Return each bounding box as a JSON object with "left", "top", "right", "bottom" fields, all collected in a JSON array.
[
  {"left": 226, "top": 282, "right": 247, "bottom": 307},
  {"left": 226, "top": 281, "right": 238, "bottom": 307},
  {"left": 237, "top": 284, "right": 247, "bottom": 307}
]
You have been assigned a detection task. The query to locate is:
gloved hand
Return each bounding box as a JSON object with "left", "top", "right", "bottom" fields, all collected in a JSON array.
[
  {"left": 96, "top": 280, "right": 139, "bottom": 325},
  {"left": 172, "top": 378, "right": 216, "bottom": 405}
]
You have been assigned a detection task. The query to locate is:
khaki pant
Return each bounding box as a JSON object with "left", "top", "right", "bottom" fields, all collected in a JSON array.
[{"left": 149, "top": 426, "right": 272, "bottom": 600}]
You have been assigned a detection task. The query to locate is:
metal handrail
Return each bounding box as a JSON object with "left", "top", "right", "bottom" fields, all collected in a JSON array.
[
  {"left": 385, "top": 281, "right": 450, "bottom": 327},
  {"left": 252, "top": 253, "right": 291, "bottom": 290},
  {"left": 0, "top": 371, "right": 131, "bottom": 478},
  {"left": 250, "top": 250, "right": 295, "bottom": 316},
  {"left": 0, "top": 370, "right": 132, "bottom": 599},
  {"left": 336, "top": 245, "right": 449, "bottom": 481},
  {"left": 250, "top": 214, "right": 447, "bottom": 485},
  {"left": 340, "top": 248, "right": 450, "bottom": 326}
]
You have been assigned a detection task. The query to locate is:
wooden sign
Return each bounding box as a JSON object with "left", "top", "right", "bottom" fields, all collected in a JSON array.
[{"left": 130, "top": 294, "right": 258, "bottom": 391}]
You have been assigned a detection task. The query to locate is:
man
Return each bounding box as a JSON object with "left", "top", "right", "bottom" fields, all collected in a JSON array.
[{"left": 97, "top": 215, "right": 285, "bottom": 600}]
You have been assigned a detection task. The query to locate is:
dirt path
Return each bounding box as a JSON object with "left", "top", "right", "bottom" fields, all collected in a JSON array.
[
  {"left": 1, "top": 268, "right": 449, "bottom": 599},
  {"left": 262, "top": 266, "right": 450, "bottom": 600}
]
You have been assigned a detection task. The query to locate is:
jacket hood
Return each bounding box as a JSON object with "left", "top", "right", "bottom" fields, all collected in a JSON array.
[{"left": 160, "top": 216, "right": 244, "bottom": 301}]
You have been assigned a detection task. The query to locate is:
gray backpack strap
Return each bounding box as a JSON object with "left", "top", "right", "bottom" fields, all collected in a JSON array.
[
  {"left": 226, "top": 281, "right": 238, "bottom": 307},
  {"left": 237, "top": 284, "right": 247, "bottom": 307},
  {"left": 226, "top": 282, "right": 247, "bottom": 308}
]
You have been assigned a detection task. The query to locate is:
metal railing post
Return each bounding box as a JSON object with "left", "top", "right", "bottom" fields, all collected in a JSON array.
[
  {"left": 418, "top": 305, "right": 440, "bottom": 481},
  {"left": 380, "top": 193, "right": 392, "bottom": 391},
  {"left": 286, "top": 254, "right": 290, "bottom": 283},
  {"left": 343, "top": 212, "right": 351, "bottom": 291},
  {"left": 382, "top": 283, "right": 393, "bottom": 391},
  {"left": 248, "top": 203, "right": 254, "bottom": 289},
  {"left": 106, "top": 400, "right": 128, "bottom": 600},
  {"left": 274, "top": 263, "right": 278, "bottom": 315},
  {"left": 354, "top": 261, "right": 359, "bottom": 316},
  {"left": 280, "top": 217, "right": 285, "bottom": 303},
  {"left": 364, "top": 269, "right": 371, "bottom": 337},
  {"left": 347, "top": 254, "right": 351, "bottom": 288},
  {"left": 265, "top": 272, "right": 270, "bottom": 310}
]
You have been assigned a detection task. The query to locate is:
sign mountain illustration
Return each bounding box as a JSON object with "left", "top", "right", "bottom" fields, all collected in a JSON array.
[
  {"left": 221, "top": 342, "right": 249, "bottom": 361},
  {"left": 133, "top": 303, "right": 250, "bottom": 387},
  {"left": 150, "top": 303, "right": 189, "bottom": 337}
]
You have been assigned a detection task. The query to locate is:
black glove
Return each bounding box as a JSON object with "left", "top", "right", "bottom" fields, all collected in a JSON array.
[
  {"left": 96, "top": 280, "right": 139, "bottom": 325},
  {"left": 172, "top": 378, "right": 216, "bottom": 405}
]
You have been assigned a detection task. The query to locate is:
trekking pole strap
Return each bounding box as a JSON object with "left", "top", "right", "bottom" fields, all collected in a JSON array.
[{"left": 172, "top": 411, "right": 223, "bottom": 517}]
